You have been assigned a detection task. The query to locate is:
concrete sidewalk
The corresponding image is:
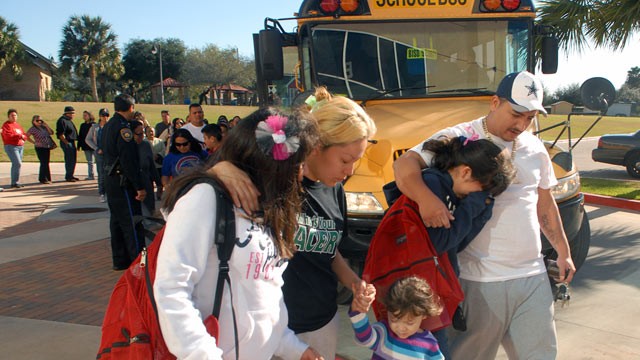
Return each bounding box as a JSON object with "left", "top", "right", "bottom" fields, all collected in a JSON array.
[{"left": 0, "top": 162, "right": 638, "bottom": 359}]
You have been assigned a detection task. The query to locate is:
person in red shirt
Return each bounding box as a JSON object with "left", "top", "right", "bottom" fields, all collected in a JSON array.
[{"left": 2, "top": 109, "right": 29, "bottom": 188}]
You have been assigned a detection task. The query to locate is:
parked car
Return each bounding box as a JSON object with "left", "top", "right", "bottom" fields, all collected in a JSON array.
[{"left": 592, "top": 130, "right": 640, "bottom": 178}]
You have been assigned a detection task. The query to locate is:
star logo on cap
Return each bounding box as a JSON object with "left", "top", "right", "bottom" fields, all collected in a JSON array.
[{"left": 525, "top": 81, "right": 539, "bottom": 98}]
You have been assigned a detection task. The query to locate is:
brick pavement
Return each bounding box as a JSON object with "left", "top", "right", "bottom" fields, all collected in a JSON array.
[
  {"left": 0, "top": 170, "right": 119, "bottom": 329},
  {"left": 0, "top": 238, "right": 120, "bottom": 326}
]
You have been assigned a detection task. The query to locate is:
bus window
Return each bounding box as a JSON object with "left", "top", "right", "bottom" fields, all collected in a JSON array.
[{"left": 308, "top": 20, "right": 531, "bottom": 99}]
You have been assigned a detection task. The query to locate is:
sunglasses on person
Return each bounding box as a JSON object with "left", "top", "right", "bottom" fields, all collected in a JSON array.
[
  {"left": 134, "top": 132, "right": 144, "bottom": 137},
  {"left": 174, "top": 141, "right": 189, "bottom": 147}
]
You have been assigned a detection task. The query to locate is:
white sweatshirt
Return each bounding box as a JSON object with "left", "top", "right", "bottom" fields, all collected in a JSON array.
[{"left": 154, "top": 184, "right": 309, "bottom": 359}]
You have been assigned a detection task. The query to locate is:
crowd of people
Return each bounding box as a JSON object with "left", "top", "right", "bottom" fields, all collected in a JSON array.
[
  {"left": 3, "top": 71, "right": 575, "bottom": 359},
  {"left": 0, "top": 103, "right": 237, "bottom": 196}
]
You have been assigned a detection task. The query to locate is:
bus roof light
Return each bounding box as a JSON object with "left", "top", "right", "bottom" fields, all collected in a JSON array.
[
  {"left": 320, "top": 0, "right": 340, "bottom": 14},
  {"left": 341, "top": 0, "right": 360, "bottom": 13},
  {"left": 502, "top": 0, "right": 521, "bottom": 11},
  {"left": 482, "top": 0, "right": 501, "bottom": 10}
]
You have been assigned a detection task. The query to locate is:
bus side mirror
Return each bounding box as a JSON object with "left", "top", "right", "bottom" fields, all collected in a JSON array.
[
  {"left": 541, "top": 36, "right": 558, "bottom": 74},
  {"left": 259, "top": 29, "right": 284, "bottom": 80},
  {"left": 581, "top": 77, "right": 616, "bottom": 113}
]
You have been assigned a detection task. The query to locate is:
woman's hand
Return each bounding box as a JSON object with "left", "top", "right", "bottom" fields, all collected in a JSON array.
[
  {"left": 300, "top": 347, "right": 324, "bottom": 360},
  {"left": 207, "top": 161, "right": 260, "bottom": 215},
  {"left": 351, "top": 281, "right": 376, "bottom": 313}
]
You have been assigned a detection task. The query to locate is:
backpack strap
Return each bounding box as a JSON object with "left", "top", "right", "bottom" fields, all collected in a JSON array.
[
  {"left": 147, "top": 176, "right": 239, "bottom": 358},
  {"left": 211, "top": 181, "right": 240, "bottom": 359},
  {"left": 212, "top": 180, "right": 235, "bottom": 318}
]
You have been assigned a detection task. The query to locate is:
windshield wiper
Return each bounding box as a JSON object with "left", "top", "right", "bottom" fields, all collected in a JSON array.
[
  {"left": 428, "top": 87, "right": 493, "bottom": 95},
  {"left": 361, "top": 85, "right": 436, "bottom": 107}
]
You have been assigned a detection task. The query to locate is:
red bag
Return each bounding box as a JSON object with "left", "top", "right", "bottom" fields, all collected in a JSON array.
[
  {"left": 96, "top": 227, "right": 175, "bottom": 359},
  {"left": 362, "top": 194, "right": 464, "bottom": 331},
  {"left": 97, "top": 178, "right": 235, "bottom": 359}
]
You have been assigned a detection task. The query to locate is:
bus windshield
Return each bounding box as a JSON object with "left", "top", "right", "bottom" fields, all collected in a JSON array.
[{"left": 309, "top": 20, "right": 531, "bottom": 100}]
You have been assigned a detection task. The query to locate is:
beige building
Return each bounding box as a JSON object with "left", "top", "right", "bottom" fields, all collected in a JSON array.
[
  {"left": 0, "top": 42, "right": 57, "bottom": 101},
  {"left": 549, "top": 101, "right": 574, "bottom": 115}
]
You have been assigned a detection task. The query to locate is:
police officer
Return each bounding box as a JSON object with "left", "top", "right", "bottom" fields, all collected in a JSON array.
[{"left": 102, "top": 94, "right": 147, "bottom": 270}]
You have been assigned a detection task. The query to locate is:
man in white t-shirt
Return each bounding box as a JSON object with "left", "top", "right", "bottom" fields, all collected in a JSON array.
[
  {"left": 181, "top": 103, "right": 205, "bottom": 144},
  {"left": 393, "top": 71, "right": 576, "bottom": 360}
]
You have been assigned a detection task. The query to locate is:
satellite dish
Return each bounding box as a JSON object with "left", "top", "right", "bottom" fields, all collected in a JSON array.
[{"left": 580, "top": 77, "right": 616, "bottom": 113}]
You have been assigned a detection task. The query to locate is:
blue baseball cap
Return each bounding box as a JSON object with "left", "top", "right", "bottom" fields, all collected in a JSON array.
[{"left": 496, "top": 71, "right": 547, "bottom": 115}]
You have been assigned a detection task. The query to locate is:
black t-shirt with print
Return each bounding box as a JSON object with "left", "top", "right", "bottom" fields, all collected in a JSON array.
[{"left": 282, "top": 177, "right": 347, "bottom": 333}]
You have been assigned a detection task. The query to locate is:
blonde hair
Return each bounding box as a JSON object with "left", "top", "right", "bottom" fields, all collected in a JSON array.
[{"left": 310, "top": 87, "right": 376, "bottom": 147}]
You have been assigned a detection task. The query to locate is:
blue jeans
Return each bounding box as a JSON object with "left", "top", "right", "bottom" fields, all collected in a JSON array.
[
  {"left": 84, "top": 149, "right": 95, "bottom": 179},
  {"left": 96, "top": 152, "right": 105, "bottom": 195},
  {"left": 4, "top": 144, "right": 23, "bottom": 185},
  {"left": 60, "top": 141, "right": 77, "bottom": 180}
]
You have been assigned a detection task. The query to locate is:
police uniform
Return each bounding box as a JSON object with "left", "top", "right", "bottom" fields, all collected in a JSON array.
[{"left": 102, "top": 112, "right": 145, "bottom": 269}]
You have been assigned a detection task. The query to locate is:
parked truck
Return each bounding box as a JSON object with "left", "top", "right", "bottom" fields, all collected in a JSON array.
[{"left": 253, "top": 0, "right": 594, "bottom": 289}]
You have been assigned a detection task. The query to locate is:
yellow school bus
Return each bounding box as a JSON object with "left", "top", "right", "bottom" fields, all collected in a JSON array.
[{"left": 253, "top": 0, "right": 590, "bottom": 286}]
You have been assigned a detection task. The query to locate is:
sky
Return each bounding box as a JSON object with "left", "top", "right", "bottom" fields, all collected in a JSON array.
[{"left": 2, "top": 0, "right": 639, "bottom": 93}]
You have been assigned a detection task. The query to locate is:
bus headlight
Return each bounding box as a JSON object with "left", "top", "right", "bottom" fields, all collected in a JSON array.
[
  {"left": 551, "top": 173, "right": 581, "bottom": 201},
  {"left": 345, "top": 192, "right": 384, "bottom": 215}
]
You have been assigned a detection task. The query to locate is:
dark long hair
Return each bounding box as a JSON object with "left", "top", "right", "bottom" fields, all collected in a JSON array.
[
  {"left": 169, "top": 128, "right": 202, "bottom": 154},
  {"left": 162, "top": 107, "right": 319, "bottom": 258},
  {"left": 422, "top": 136, "right": 515, "bottom": 196},
  {"left": 171, "top": 117, "right": 184, "bottom": 132}
]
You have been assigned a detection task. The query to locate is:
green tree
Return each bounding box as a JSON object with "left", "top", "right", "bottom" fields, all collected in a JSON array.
[
  {"left": 122, "top": 38, "right": 186, "bottom": 102},
  {"left": 538, "top": 0, "right": 640, "bottom": 52},
  {"left": 59, "top": 15, "right": 123, "bottom": 102},
  {"left": 551, "top": 83, "right": 582, "bottom": 106},
  {"left": 0, "top": 16, "right": 24, "bottom": 77},
  {"left": 182, "top": 45, "right": 255, "bottom": 102},
  {"left": 122, "top": 38, "right": 186, "bottom": 84},
  {"left": 624, "top": 66, "right": 640, "bottom": 88}
]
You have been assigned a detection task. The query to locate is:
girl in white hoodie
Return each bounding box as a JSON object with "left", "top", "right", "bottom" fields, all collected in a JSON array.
[{"left": 153, "top": 107, "right": 323, "bottom": 360}]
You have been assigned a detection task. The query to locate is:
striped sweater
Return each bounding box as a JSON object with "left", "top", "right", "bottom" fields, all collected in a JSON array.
[{"left": 349, "top": 310, "right": 444, "bottom": 360}]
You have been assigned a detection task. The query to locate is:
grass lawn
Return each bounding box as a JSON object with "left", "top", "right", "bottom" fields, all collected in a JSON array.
[
  {"left": 581, "top": 177, "right": 640, "bottom": 200},
  {"left": 537, "top": 114, "right": 639, "bottom": 142},
  {"left": 0, "top": 101, "right": 258, "bottom": 162}
]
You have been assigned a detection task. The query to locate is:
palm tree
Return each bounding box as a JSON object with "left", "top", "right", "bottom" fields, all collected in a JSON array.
[
  {"left": 538, "top": 0, "right": 640, "bottom": 52},
  {"left": 0, "top": 16, "right": 22, "bottom": 75},
  {"left": 59, "top": 15, "right": 123, "bottom": 102}
]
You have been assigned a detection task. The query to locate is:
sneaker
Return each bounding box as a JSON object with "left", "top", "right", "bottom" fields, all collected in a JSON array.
[
  {"left": 0, "top": 187, "right": 3, "bottom": 192},
  {"left": 85, "top": 176, "right": 95, "bottom": 180},
  {"left": 10, "top": 184, "right": 24, "bottom": 188},
  {"left": 100, "top": 194, "right": 106, "bottom": 203}
]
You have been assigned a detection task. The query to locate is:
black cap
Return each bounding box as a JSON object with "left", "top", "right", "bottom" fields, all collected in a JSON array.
[
  {"left": 64, "top": 106, "right": 75, "bottom": 114},
  {"left": 99, "top": 108, "right": 110, "bottom": 117}
]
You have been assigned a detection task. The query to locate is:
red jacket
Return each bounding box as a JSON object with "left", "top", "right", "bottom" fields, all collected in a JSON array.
[{"left": 1, "top": 121, "right": 26, "bottom": 146}]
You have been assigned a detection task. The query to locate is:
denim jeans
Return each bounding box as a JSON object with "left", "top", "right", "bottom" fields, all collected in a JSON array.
[
  {"left": 95, "top": 152, "right": 105, "bottom": 195},
  {"left": 60, "top": 140, "right": 77, "bottom": 180},
  {"left": 84, "top": 149, "right": 95, "bottom": 179},
  {"left": 4, "top": 144, "right": 23, "bottom": 185}
]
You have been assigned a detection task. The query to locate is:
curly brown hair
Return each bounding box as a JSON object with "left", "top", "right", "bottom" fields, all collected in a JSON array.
[{"left": 383, "top": 276, "right": 443, "bottom": 318}]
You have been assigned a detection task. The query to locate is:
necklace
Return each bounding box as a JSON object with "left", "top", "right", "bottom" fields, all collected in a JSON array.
[{"left": 482, "top": 117, "right": 517, "bottom": 163}]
